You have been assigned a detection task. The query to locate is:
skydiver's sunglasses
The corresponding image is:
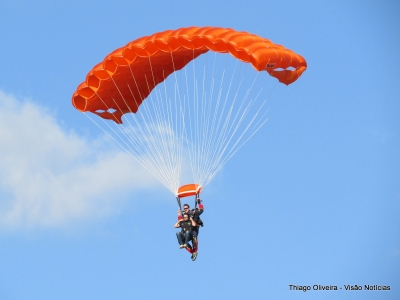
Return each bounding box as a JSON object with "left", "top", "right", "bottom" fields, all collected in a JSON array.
[{"left": 184, "top": 207, "right": 189, "bottom": 210}]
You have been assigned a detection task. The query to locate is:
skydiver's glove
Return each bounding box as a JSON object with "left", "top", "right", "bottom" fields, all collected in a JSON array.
[{"left": 196, "top": 198, "right": 201, "bottom": 204}]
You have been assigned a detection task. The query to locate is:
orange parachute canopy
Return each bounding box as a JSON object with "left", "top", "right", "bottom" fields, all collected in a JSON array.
[{"left": 72, "top": 26, "right": 307, "bottom": 124}]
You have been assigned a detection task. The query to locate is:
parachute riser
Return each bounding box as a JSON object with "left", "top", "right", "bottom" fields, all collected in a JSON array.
[
  {"left": 194, "top": 193, "right": 199, "bottom": 209},
  {"left": 176, "top": 196, "right": 183, "bottom": 217}
]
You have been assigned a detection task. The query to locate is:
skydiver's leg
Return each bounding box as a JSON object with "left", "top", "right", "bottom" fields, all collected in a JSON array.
[
  {"left": 190, "top": 230, "right": 198, "bottom": 261},
  {"left": 184, "top": 231, "right": 192, "bottom": 246},
  {"left": 176, "top": 232, "right": 185, "bottom": 248},
  {"left": 192, "top": 226, "right": 199, "bottom": 238},
  {"left": 185, "top": 232, "right": 193, "bottom": 253},
  {"left": 192, "top": 227, "right": 199, "bottom": 250}
]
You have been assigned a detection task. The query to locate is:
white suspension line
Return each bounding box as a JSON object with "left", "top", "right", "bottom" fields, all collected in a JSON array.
[
  {"left": 145, "top": 58, "right": 179, "bottom": 189},
  {"left": 204, "top": 60, "right": 248, "bottom": 177},
  {"left": 199, "top": 60, "right": 251, "bottom": 184},
  {"left": 83, "top": 112, "right": 172, "bottom": 189},
  {"left": 122, "top": 72, "right": 174, "bottom": 185},
  {"left": 133, "top": 72, "right": 181, "bottom": 191}
]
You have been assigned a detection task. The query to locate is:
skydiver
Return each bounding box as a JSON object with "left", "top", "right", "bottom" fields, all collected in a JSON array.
[{"left": 174, "top": 213, "right": 196, "bottom": 250}]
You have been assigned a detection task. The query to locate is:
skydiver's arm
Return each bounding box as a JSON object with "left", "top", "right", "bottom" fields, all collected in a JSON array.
[
  {"left": 174, "top": 220, "right": 181, "bottom": 228},
  {"left": 177, "top": 209, "right": 183, "bottom": 220},
  {"left": 190, "top": 217, "right": 197, "bottom": 227},
  {"left": 197, "top": 203, "right": 204, "bottom": 216}
]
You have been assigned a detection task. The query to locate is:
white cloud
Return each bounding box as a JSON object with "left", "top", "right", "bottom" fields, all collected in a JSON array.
[{"left": 0, "top": 91, "right": 158, "bottom": 230}]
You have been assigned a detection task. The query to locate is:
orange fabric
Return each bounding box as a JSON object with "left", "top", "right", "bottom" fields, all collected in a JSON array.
[
  {"left": 72, "top": 27, "right": 307, "bottom": 124},
  {"left": 177, "top": 184, "right": 202, "bottom": 198}
]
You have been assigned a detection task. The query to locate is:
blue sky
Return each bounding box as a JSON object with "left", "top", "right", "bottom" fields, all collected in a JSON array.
[{"left": 0, "top": 1, "right": 399, "bottom": 299}]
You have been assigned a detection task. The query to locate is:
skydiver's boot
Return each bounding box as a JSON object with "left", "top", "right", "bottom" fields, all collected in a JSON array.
[
  {"left": 191, "top": 252, "right": 198, "bottom": 261},
  {"left": 179, "top": 244, "right": 185, "bottom": 249}
]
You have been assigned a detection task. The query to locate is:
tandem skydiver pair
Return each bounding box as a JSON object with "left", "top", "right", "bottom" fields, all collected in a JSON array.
[{"left": 174, "top": 184, "right": 204, "bottom": 261}]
